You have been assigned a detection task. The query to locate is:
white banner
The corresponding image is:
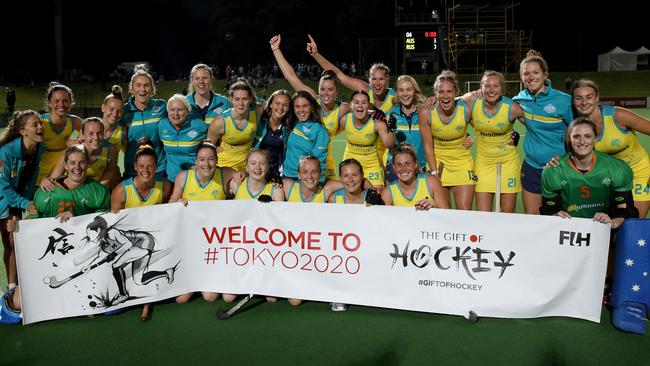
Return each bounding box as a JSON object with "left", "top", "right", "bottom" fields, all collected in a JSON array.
[{"left": 15, "top": 200, "right": 611, "bottom": 324}]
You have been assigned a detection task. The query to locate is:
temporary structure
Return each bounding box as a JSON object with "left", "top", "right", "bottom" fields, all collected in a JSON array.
[{"left": 598, "top": 47, "right": 636, "bottom": 71}]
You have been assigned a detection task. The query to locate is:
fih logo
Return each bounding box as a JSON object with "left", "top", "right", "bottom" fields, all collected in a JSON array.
[{"left": 559, "top": 231, "right": 591, "bottom": 246}]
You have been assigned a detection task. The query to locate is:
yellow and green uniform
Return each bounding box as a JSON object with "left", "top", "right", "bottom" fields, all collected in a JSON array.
[
  {"left": 319, "top": 98, "right": 342, "bottom": 180},
  {"left": 86, "top": 142, "right": 111, "bottom": 182},
  {"left": 181, "top": 168, "right": 227, "bottom": 201},
  {"left": 428, "top": 100, "right": 475, "bottom": 186},
  {"left": 471, "top": 97, "right": 521, "bottom": 194},
  {"left": 123, "top": 177, "right": 165, "bottom": 208},
  {"left": 105, "top": 124, "right": 126, "bottom": 151},
  {"left": 342, "top": 113, "right": 384, "bottom": 185},
  {"left": 234, "top": 177, "right": 274, "bottom": 200},
  {"left": 369, "top": 87, "right": 396, "bottom": 166},
  {"left": 37, "top": 113, "right": 75, "bottom": 186},
  {"left": 388, "top": 174, "right": 433, "bottom": 207},
  {"left": 331, "top": 188, "right": 367, "bottom": 204},
  {"left": 286, "top": 181, "right": 326, "bottom": 203},
  {"left": 596, "top": 105, "right": 650, "bottom": 201},
  {"left": 218, "top": 108, "right": 258, "bottom": 171},
  {"left": 541, "top": 151, "right": 634, "bottom": 218}
]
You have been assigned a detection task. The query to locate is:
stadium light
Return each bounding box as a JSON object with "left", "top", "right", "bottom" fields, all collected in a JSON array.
[{"left": 431, "top": 10, "right": 439, "bottom": 20}]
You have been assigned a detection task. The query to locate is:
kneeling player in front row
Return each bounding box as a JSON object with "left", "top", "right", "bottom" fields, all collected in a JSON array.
[
  {"left": 382, "top": 143, "right": 449, "bottom": 210},
  {"left": 541, "top": 117, "right": 638, "bottom": 226},
  {"left": 170, "top": 141, "right": 239, "bottom": 304}
]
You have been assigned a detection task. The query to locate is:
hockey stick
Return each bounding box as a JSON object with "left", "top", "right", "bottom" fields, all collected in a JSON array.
[
  {"left": 495, "top": 162, "right": 502, "bottom": 213},
  {"left": 43, "top": 252, "right": 116, "bottom": 288},
  {"left": 216, "top": 294, "right": 254, "bottom": 320},
  {"left": 140, "top": 303, "right": 152, "bottom": 321}
]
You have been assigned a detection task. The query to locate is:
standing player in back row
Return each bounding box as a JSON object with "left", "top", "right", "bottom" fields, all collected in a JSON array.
[
  {"left": 513, "top": 50, "right": 573, "bottom": 214},
  {"left": 121, "top": 64, "right": 167, "bottom": 180},
  {"left": 270, "top": 34, "right": 350, "bottom": 180},
  {"left": 541, "top": 117, "right": 638, "bottom": 227},
  {"left": 306, "top": 35, "right": 395, "bottom": 166},
  {"left": 461, "top": 70, "right": 525, "bottom": 213},
  {"left": 419, "top": 71, "right": 475, "bottom": 210}
]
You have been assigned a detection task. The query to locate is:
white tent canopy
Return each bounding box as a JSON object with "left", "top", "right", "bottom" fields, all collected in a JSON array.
[
  {"left": 598, "top": 46, "right": 650, "bottom": 71},
  {"left": 632, "top": 46, "right": 650, "bottom": 55}
]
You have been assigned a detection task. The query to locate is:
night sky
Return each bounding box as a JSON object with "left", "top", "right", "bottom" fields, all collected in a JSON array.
[{"left": 2, "top": 0, "right": 647, "bottom": 81}]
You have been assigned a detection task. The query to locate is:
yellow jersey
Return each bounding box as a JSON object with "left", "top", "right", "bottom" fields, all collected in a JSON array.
[
  {"left": 124, "top": 177, "right": 164, "bottom": 208},
  {"left": 287, "top": 181, "right": 326, "bottom": 203},
  {"left": 388, "top": 174, "right": 432, "bottom": 207},
  {"left": 234, "top": 177, "right": 274, "bottom": 200},
  {"left": 181, "top": 168, "right": 227, "bottom": 201}
]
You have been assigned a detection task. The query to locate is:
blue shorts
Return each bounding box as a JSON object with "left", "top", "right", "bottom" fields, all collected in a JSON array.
[{"left": 521, "top": 160, "right": 542, "bottom": 194}]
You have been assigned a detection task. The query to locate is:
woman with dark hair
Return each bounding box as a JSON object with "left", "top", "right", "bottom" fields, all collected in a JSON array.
[
  {"left": 381, "top": 143, "right": 448, "bottom": 209},
  {"left": 253, "top": 89, "right": 291, "bottom": 177},
  {"left": 34, "top": 145, "right": 110, "bottom": 220},
  {"left": 282, "top": 91, "right": 330, "bottom": 183},
  {"left": 0, "top": 110, "right": 44, "bottom": 291},
  {"left": 306, "top": 35, "right": 394, "bottom": 165},
  {"left": 170, "top": 141, "right": 238, "bottom": 304},
  {"left": 541, "top": 117, "right": 637, "bottom": 226},
  {"left": 208, "top": 79, "right": 265, "bottom": 171},
  {"left": 339, "top": 90, "right": 396, "bottom": 191},
  {"left": 36, "top": 82, "right": 83, "bottom": 186},
  {"left": 111, "top": 138, "right": 172, "bottom": 211},
  {"left": 270, "top": 35, "right": 350, "bottom": 179}
]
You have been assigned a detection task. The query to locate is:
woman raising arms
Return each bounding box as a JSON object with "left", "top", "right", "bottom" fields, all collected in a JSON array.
[
  {"left": 270, "top": 35, "right": 350, "bottom": 179},
  {"left": 306, "top": 34, "right": 394, "bottom": 165}
]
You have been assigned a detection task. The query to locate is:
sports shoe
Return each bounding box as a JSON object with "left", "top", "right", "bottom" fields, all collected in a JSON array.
[
  {"left": 103, "top": 308, "right": 123, "bottom": 316},
  {"left": 0, "top": 288, "right": 22, "bottom": 324},
  {"left": 330, "top": 302, "right": 348, "bottom": 312}
]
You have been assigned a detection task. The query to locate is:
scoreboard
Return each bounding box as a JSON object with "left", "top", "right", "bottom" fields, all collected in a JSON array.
[
  {"left": 402, "top": 27, "right": 442, "bottom": 73},
  {"left": 404, "top": 30, "right": 438, "bottom": 55}
]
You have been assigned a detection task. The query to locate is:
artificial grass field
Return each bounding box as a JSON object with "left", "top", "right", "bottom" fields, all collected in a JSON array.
[{"left": 1, "top": 76, "right": 650, "bottom": 364}]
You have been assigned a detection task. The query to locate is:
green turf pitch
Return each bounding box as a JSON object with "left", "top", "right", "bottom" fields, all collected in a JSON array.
[{"left": 2, "top": 297, "right": 650, "bottom": 365}]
